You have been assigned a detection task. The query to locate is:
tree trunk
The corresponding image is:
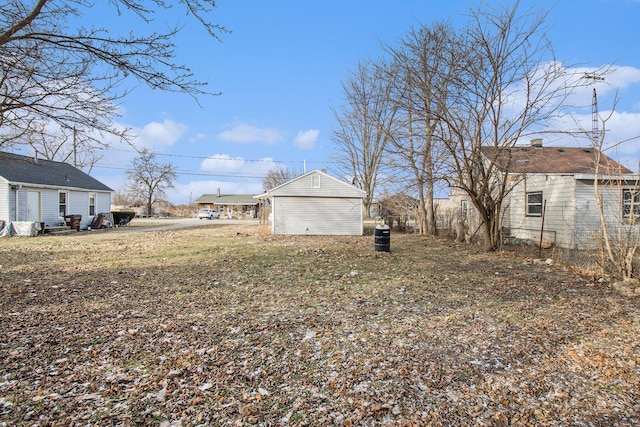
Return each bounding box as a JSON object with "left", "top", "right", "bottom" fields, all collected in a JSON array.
[
  {"left": 425, "top": 181, "right": 436, "bottom": 235},
  {"left": 146, "top": 194, "right": 153, "bottom": 217}
]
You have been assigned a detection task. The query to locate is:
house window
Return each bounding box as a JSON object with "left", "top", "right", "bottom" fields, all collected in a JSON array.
[
  {"left": 622, "top": 189, "right": 640, "bottom": 218},
  {"left": 89, "top": 193, "right": 96, "bottom": 216},
  {"left": 526, "top": 191, "right": 543, "bottom": 217},
  {"left": 460, "top": 200, "right": 468, "bottom": 220},
  {"left": 58, "top": 192, "right": 68, "bottom": 217},
  {"left": 312, "top": 174, "right": 321, "bottom": 188}
]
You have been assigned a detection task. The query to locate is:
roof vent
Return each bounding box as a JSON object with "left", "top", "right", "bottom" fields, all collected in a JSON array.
[{"left": 530, "top": 138, "right": 543, "bottom": 148}]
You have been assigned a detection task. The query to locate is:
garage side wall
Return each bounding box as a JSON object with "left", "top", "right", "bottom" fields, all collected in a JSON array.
[{"left": 273, "top": 196, "right": 363, "bottom": 235}]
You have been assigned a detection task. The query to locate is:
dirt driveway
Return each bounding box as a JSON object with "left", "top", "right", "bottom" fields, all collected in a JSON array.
[{"left": 109, "top": 217, "right": 260, "bottom": 233}]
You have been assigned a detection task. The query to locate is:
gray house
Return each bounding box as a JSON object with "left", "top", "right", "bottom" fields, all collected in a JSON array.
[
  {"left": 449, "top": 141, "right": 639, "bottom": 249},
  {"left": 258, "top": 169, "right": 367, "bottom": 235},
  {"left": 195, "top": 189, "right": 260, "bottom": 218},
  {"left": 0, "top": 152, "right": 113, "bottom": 233}
]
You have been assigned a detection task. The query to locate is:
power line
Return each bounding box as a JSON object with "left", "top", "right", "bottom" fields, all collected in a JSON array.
[
  {"left": 92, "top": 163, "right": 273, "bottom": 179},
  {"left": 103, "top": 146, "right": 325, "bottom": 165}
]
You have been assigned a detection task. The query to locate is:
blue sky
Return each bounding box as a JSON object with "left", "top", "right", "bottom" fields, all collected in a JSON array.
[{"left": 87, "top": 0, "right": 640, "bottom": 205}]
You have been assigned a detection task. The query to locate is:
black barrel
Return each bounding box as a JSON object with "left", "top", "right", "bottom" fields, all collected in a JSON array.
[{"left": 374, "top": 225, "right": 391, "bottom": 252}]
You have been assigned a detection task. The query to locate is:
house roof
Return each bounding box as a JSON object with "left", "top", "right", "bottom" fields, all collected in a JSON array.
[
  {"left": 195, "top": 194, "right": 259, "bottom": 205},
  {"left": 0, "top": 151, "right": 113, "bottom": 191},
  {"left": 378, "top": 193, "right": 419, "bottom": 206},
  {"left": 481, "top": 145, "right": 634, "bottom": 175}
]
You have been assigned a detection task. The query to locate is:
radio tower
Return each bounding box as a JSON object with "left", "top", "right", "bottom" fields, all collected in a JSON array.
[
  {"left": 591, "top": 88, "right": 599, "bottom": 142},
  {"left": 584, "top": 72, "right": 605, "bottom": 143}
]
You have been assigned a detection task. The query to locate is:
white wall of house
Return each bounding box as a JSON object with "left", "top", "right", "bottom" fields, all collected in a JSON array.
[
  {"left": 1, "top": 185, "right": 112, "bottom": 229},
  {"left": 508, "top": 175, "right": 577, "bottom": 248},
  {"left": 506, "top": 175, "right": 639, "bottom": 250},
  {"left": 572, "top": 179, "right": 640, "bottom": 250},
  {"left": 0, "top": 181, "right": 10, "bottom": 223},
  {"left": 42, "top": 189, "right": 60, "bottom": 225}
]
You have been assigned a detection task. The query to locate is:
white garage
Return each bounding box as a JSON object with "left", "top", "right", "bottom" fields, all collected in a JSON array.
[{"left": 258, "top": 170, "right": 366, "bottom": 235}]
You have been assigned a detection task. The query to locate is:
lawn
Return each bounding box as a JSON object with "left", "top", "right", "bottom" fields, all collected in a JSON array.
[{"left": 0, "top": 224, "right": 638, "bottom": 426}]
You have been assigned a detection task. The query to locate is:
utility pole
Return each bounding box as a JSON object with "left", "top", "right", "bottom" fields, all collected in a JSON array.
[{"left": 73, "top": 127, "right": 78, "bottom": 168}]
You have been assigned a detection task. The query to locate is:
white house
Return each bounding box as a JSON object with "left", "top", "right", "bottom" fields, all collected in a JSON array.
[
  {"left": 449, "top": 141, "right": 639, "bottom": 249},
  {"left": 257, "top": 169, "right": 367, "bottom": 235},
  {"left": 0, "top": 151, "right": 113, "bottom": 233}
]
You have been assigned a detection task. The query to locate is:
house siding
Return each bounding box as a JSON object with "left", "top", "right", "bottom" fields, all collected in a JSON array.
[
  {"left": 1, "top": 186, "right": 112, "bottom": 229},
  {"left": 270, "top": 172, "right": 365, "bottom": 198},
  {"left": 96, "top": 192, "right": 111, "bottom": 215},
  {"left": 16, "top": 188, "right": 27, "bottom": 222},
  {"left": 580, "top": 179, "right": 640, "bottom": 251},
  {"left": 574, "top": 180, "right": 603, "bottom": 249},
  {"left": 66, "top": 190, "right": 112, "bottom": 229},
  {"left": 509, "top": 175, "right": 577, "bottom": 248},
  {"left": 0, "top": 180, "right": 10, "bottom": 223},
  {"left": 42, "top": 189, "right": 60, "bottom": 225},
  {"left": 273, "top": 196, "right": 363, "bottom": 235}
]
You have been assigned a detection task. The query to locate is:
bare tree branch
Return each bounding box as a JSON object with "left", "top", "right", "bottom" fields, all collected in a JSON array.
[{"left": 0, "top": 0, "right": 228, "bottom": 156}]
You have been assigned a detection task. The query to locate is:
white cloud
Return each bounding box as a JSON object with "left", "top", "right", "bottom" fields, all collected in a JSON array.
[
  {"left": 293, "top": 129, "right": 319, "bottom": 150},
  {"left": 602, "top": 65, "right": 640, "bottom": 92},
  {"left": 200, "top": 154, "right": 247, "bottom": 174},
  {"left": 217, "top": 122, "right": 283, "bottom": 144},
  {"left": 189, "top": 132, "right": 207, "bottom": 143},
  {"left": 200, "top": 154, "right": 277, "bottom": 176},
  {"left": 133, "top": 119, "right": 187, "bottom": 149}
]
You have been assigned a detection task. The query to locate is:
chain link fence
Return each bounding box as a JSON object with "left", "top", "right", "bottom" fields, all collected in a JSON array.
[{"left": 435, "top": 198, "right": 639, "bottom": 279}]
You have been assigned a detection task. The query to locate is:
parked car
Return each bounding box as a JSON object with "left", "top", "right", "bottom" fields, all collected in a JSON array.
[{"left": 197, "top": 208, "right": 220, "bottom": 219}]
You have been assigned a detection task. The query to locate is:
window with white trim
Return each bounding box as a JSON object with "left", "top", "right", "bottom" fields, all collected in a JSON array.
[
  {"left": 89, "top": 193, "right": 96, "bottom": 216},
  {"left": 526, "top": 191, "right": 543, "bottom": 217},
  {"left": 622, "top": 188, "right": 640, "bottom": 218},
  {"left": 58, "top": 191, "right": 67, "bottom": 217},
  {"left": 312, "top": 174, "right": 321, "bottom": 188}
]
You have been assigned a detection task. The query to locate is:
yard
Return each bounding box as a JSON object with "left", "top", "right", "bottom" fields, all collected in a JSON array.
[{"left": 0, "top": 223, "right": 638, "bottom": 426}]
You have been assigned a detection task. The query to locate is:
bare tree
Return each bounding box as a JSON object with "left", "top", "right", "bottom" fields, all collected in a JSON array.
[
  {"left": 382, "top": 22, "right": 458, "bottom": 235},
  {"left": 126, "top": 149, "right": 177, "bottom": 217},
  {"left": 589, "top": 97, "right": 640, "bottom": 282},
  {"left": 331, "top": 59, "right": 398, "bottom": 218},
  {"left": 262, "top": 164, "right": 300, "bottom": 192},
  {"left": 441, "top": 2, "right": 578, "bottom": 250},
  {"left": 21, "top": 124, "right": 106, "bottom": 172},
  {"left": 0, "top": 0, "right": 228, "bottom": 152}
]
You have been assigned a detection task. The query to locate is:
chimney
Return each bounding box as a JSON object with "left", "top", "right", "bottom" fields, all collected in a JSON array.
[
  {"left": 216, "top": 187, "right": 221, "bottom": 197},
  {"left": 530, "top": 138, "right": 543, "bottom": 148}
]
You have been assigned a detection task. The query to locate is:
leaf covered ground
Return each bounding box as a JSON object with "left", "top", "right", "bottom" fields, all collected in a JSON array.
[{"left": 0, "top": 224, "right": 639, "bottom": 426}]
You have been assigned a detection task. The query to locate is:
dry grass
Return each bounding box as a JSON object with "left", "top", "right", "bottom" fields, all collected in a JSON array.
[{"left": 0, "top": 223, "right": 639, "bottom": 426}]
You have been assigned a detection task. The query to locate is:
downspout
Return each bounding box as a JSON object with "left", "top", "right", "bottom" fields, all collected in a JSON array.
[{"left": 14, "top": 186, "right": 20, "bottom": 221}]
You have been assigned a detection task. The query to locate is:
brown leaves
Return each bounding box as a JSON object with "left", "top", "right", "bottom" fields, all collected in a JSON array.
[{"left": 0, "top": 226, "right": 639, "bottom": 425}]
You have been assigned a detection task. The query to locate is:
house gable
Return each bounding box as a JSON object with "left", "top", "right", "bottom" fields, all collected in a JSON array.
[{"left": 266, "top": 170, "right": 367, "bottom": 199}]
